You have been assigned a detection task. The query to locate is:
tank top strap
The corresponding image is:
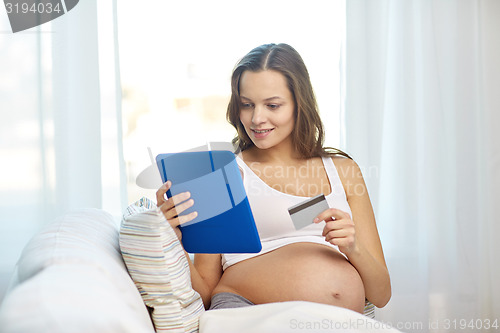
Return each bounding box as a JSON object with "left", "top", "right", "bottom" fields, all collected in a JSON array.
[
  {"left": 236, "top": 155, "right": 249, "bottom": 178},
  {"left": 235, "top": 155, "right": 246, "bottom": 167},
  {"left": 321, "top": 156, "right": 347, "bottom": 200}
]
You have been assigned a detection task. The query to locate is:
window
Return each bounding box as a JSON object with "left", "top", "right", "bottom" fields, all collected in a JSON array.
[{"left": 117, "top": 0, "right": 346, "bottom": 202}]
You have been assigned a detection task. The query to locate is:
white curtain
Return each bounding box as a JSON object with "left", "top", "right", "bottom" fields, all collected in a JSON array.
[
  {"left": 0, "top": 0, "right": 126, "bottom": 300},
  {"left": 345, "top": 0, "right": 500, "bottom": 331}
]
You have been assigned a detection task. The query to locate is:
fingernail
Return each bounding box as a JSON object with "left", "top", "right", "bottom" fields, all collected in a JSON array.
[{"left": 313, "top": 218, "right": 319, "bottom": 223}]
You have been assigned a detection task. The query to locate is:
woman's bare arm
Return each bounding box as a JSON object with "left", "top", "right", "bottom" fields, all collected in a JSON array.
[
  {"left": 189, "top": 253, "right": 223, "bottom": 308},
  {"left": 332, "top": 157, "right": 391, "bottom": 307}
]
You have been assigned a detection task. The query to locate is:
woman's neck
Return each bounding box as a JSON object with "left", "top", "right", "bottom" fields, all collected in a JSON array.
[{"left": 243, "top": 139, "right": 301, "bottom": 164}]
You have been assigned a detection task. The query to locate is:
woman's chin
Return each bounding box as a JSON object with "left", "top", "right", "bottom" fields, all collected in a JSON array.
[{"left": 251, "top": 141, "right": 273, "bottom": 150}]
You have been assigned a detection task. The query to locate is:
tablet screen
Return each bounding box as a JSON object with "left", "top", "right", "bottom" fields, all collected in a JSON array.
[{"left": 156, "top": 150, "right": 262, "bottom": 254}]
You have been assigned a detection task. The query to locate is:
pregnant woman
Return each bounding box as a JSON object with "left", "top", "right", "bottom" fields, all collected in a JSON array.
[{"left": 156, "top": 43, "right": 391, "bottom": 313}]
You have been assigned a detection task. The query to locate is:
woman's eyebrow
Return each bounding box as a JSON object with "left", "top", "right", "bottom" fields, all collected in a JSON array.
[
  {"left": 240, "top": 96, "right": 283, "bottom": 101},
  {"left": 263, "top": 96, "right": 283, "bottom": 102}
]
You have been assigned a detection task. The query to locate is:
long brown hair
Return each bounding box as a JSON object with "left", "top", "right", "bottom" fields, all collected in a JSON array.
[{"left": 226, "top": 43, "right": 351, "bottom": 159}]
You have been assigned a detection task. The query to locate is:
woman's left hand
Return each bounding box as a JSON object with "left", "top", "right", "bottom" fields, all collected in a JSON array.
[{"left": 314, "top": 208, "right": 358, "bottom": 256}]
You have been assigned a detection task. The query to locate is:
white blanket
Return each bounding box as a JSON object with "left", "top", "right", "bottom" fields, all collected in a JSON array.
[{"left": 200, "top": 301, "right": 402, "bottom": 333}]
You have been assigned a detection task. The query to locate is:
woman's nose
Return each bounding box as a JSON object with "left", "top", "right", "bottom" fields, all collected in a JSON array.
[{"left": 252, "top": 106, "right": 266, "bottom": 125}]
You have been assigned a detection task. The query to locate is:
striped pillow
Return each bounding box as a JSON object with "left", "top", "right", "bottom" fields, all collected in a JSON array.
[
  {"left": 364, "top": 300, "right": 375, "bottom": 318},
  {"left": 119, "top": 197, "right": 205, "bottom": 333}
]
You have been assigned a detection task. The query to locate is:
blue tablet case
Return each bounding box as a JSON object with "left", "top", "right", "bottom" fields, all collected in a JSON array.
[{"left": 156, "top": 150, "right": 262, "bottom": 254}]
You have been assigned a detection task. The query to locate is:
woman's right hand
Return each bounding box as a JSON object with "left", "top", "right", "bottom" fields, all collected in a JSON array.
[{"left": 156, "top": 180, "right": 198, "bottom": 240}]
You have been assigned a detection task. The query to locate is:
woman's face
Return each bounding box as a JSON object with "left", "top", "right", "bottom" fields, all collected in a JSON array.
[{"left": 239, "top": 70, "right": 295, "bottom": 151}]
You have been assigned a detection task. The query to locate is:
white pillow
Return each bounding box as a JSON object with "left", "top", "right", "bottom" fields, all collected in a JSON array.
[
  {"left": 0, "top": 265, "right": 154, "bottom": 333},
  {"left": 119, "top": 198, "right": 204, "bottom": 333},
  {"left": 0, "top": 208, "right": 154, "bottom": 333}
]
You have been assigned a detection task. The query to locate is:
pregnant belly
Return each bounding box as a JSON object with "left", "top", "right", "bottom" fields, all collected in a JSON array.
[{"left": 213, "top": 242, "right": 366, "bottom": 313}]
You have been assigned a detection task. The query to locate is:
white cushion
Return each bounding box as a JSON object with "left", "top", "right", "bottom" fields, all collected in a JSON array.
[
  {"left": 200, "top": 301, "right": 401, "bottom": 333},
  {"left": 0, "top": 208, "right": 154, "bottom": 333}
]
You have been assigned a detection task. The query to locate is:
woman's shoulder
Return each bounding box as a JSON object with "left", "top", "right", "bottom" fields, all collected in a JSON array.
[
  {"left": 330, "top": 155, "right": 365, "bottom": 195},
  {"left": 330, "top": 154, "right": 359, "bottom": 171}
]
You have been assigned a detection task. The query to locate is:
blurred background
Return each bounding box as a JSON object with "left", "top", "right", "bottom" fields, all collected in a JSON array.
[{"left": 0, "top": 0, "right": 345, "bottom": 306}]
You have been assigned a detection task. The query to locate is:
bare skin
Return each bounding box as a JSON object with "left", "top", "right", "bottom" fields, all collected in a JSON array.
[
  {"left": 214, "top": 242, "right": 366, "bottom": 312},
  {"left": 212, "top": 154, "right": 365, "bottom": 312},
  {"left": 156, "top": 69, "right": 391, "bottom": 312}
]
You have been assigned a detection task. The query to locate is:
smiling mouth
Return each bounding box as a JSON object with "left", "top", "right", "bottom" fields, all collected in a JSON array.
[{"left": 252, "top": 129, "right": 274, "bottom": 134}]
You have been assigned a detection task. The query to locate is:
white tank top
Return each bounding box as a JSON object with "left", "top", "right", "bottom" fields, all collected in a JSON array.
[{"left": 221, "top": 156, "right": 352, "bottom": 271}]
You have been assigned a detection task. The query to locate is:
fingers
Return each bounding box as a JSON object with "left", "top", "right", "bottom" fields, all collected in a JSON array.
[
  {"left": 159, "top": 195, "right": 193, "bottom": 219},
  {"left": 313, "top": 208, "right": 352, "bottom": 238},
  {"left": 159, "top": 190, "right": 190, "bottom": 214},
  {"left": 325, "top": 232, "right": 356, "bottom": 252},
  {"left": 312, "top": 208, "right": 357, "bottom": 253},
  {"left": 157, "top": 181, "right": 199, "bottom": 228},
  {"left": 156, "top": 181, "right": 172, "bottom": 205},
  {"left": 163, "top": 210, "right": 198, "bottom": 231},
  {"left": 323, "top": 225, "right": 353, "bottom": 241},
  {"left": 176, "top": 210, "right": 198, "bottom": 225},
  {"left": 321, "top": 217, "right": 357, "bottom": 254},
  {"left": 160, "top": 200, "right": 198, "bottom": 229},
  {"left": 314, "top": 208, "right": 350, "bottom": 224}
]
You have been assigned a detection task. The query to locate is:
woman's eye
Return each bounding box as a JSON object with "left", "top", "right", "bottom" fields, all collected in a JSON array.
[
  {"left": 241, "top": 103, "right": 253, "bottom": 109},
  {"left": 267, "top": 104, "right": 280, "bottom": 110}
]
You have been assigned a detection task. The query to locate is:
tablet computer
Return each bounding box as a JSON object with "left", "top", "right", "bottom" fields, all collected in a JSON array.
[{"left": 156, "top": 150, "right": 262, "bottom": 254}]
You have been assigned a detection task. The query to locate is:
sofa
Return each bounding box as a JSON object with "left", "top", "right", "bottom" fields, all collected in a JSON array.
[{"left": 0, "top": 208, "right": 401, "bottom": 333}]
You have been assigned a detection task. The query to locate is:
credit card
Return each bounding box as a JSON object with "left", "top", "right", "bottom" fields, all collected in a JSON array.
[{"left": 288, "top": 194, "right": 329, "bottom": 230}]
